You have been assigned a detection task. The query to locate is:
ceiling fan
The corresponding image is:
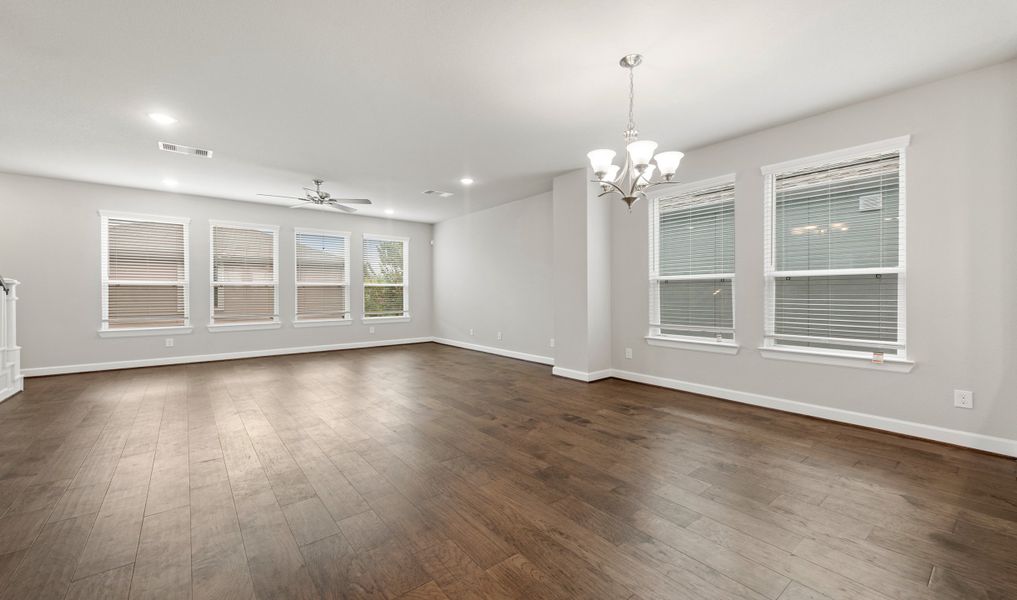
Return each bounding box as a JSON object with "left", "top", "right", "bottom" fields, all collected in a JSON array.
[{"left": 257, "top": 179, "right": 371, "bottom": 213}]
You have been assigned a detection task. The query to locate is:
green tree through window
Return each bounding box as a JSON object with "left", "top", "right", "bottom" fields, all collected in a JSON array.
[{"left": 363, "top": 237, "right": 407, "bottom": 317}]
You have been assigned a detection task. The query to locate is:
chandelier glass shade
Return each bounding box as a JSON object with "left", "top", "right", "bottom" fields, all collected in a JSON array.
[{"left": 588, "top": 54, "right": 684, "bottom": 209}]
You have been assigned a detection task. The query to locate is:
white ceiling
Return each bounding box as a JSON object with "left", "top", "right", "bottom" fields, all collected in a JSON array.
[{"left": 2, "top": 1, "right": 1016, "bottom": 223}]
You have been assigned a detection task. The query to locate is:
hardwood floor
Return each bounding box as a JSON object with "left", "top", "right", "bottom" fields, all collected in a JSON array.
[{"left": 0, "top": 342, "right": 1014, "bottom": 599}]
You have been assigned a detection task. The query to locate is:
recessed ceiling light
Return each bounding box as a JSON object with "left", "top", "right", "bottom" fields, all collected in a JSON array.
[
  {"left": 384, "top": 209, "right": 395, "bottom": 215},
  {"left": 459, "top": 177, "right": 474, "bottom": 186},
  {"left": 148, "top": 112, "right": 178, "bottom": 125},
  {"left": 162, "top": 178, "right": 179, "bottom": 187}
]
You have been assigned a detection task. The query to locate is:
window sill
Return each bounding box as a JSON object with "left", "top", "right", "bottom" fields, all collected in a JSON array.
[
  {"left": 645, "top": 336, "right": 740, "bottom": 355},
  {"left": 293, "top": 318, "right": 352, "bottom": 328},
  {"left": 361, "top": 316, "right": 411, "bottom": 324},
  {"left": 207, "top": 321, "right": 282, "bottom": 333},
  {"left": 758, "top": 346, "right": 914, "bottom": 373},
  {"left": 98, "top": 325, "right": 193, "bottom": 338}
]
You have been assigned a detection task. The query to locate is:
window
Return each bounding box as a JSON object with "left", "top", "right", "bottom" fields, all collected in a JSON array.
[
  {"left": 648, "top": 176, "right": 736, "bottom": 348},
  {"left": 100, "top": 212, "right": 190, "bottom": 334},
  {"left": 295, "top": 229, "right": 350, "bottom": 324},
  {"left": 763, "top": 137, "right": 908, "bottom": 363},
  {"left": 209, "top": 221, "right": 279, "bottom": 328},
  {"left": 362, "top": 234, "right": 408, "bottom": 320}
]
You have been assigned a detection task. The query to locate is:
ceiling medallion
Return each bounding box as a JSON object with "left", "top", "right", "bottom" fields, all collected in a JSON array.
[{"left": 587, "top": 54, "right": 684, "bottom": 210}]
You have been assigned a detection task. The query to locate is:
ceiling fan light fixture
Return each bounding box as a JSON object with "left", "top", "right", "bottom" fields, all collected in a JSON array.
[
  {"left": 459, "top": 177, "right": 474, "bottom": 186},
  {"left": 257, "top": 179, "right": 371, "bottom": 213}
]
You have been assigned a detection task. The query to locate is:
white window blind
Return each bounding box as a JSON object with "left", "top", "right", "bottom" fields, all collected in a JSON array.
[
  {"left": 363, "top": 235, "right": 408, "bottom": 319},
  {"left": 210, "top": 222, "right": 279, "bottom": 325},
  {"left": 764, "top": 142, "right": 906, "bottom": 358},
  {"left": 101, "top": 213, "right": 189, "bottom": 330},
  {"left": 295, "top": 230, "right": 350, "bottom": 321},
  {"left": 649, "top": 179, "right": 735, "bottom": 342}
]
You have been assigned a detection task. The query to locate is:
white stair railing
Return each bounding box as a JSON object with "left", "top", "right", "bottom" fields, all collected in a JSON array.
[{"left": 0, "top": 279, "right": 22, "bottom": 403}]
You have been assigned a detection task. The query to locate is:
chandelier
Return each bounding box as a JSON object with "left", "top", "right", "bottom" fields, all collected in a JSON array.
[{"left": 588, "top": 54, "right": 684, "bottom": 210}]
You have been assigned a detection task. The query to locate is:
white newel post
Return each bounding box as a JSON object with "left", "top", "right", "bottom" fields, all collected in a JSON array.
[{"left": 0, "top": 279, "right": 22, "bottom": 403}]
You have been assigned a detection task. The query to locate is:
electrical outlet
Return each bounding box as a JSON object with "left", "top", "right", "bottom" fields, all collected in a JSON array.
[
  {"left": 369, "top": 326, "right": 375, "bottom": 334},
  {"left": 624, "top": 347, "right": 633, "bottom": 359},
  {"left": 469, "top": 328, "right": 474, "bottom": 336},
  {"left": 549, "top": 338, "right": 555, "bottom": 348},
  {"left": 497, "top": 331, "right": 503, "bottom": 341},
  {"left": 165, "top": 338, "right": 174, "bottom": 348},
  {"left": 953, "top": 389, "right": 973, "bottom": 409}
]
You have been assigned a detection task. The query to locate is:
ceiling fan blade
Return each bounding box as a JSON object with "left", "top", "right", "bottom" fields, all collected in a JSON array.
[
  {"left": 332, "top": 198, "right": 372, "bottom": 205},
  {"left": 257, "top": 193, "right": 306, "bottom": 201},
  {"left": 327, "top": 203, "right": 357, "bottom": 213},
  {"left": 289, "top": 202, "right": 313, "bottom": 209}
]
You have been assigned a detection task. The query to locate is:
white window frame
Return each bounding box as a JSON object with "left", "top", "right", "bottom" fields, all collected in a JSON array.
[
  {"left": 646, "top": 174, "right": 739, "bottom": 354},
  {"left": 208, "top": 220, "right": 281, "bottom": 332},
  {"left": 293, "top": 227, "right": 352, "bottom": 327},
  {"left": 760, "top": 136, "right": 913, "bottom": 372},
  {"left": 362, "top": 233, "right": 410, "bottom": 323},
  {"left": 98, "top": 210, "right": 192, "bottom": 337}
]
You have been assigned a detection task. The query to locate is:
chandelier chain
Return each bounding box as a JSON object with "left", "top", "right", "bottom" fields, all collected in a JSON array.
[{"left": 627, "top": 66, "right": 636, "bottom": 133}]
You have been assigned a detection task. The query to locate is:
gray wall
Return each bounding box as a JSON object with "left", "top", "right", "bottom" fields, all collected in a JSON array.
[
  {"left": 0, "top": 173, "right": 433, "bottom": 371},
  {"left": 611, "top": 59, "right": 1017, "bottom": 441},
  {"left": 433, "top": 191, "right": 553, "bottom": 359}
]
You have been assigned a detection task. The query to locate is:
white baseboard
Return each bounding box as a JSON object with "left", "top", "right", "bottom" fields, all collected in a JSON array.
[
  {"left": 22, "top": 337, "right": 434, "bottom": 377},
  {"left": 432, "top": 338, "right": 554, "bottom": 366},
  {"left": 0, "top": 381, "right": 22, "bottom": 404},
  {"left": 552, "top": 366, "right": 612, "bottom": 382},
  {"left": 610, "top": 368, "right": 1017, "bottom": 458}
]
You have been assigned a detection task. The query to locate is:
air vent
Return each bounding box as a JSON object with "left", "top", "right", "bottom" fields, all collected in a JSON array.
[
  {"left": 158, "top": 141, "right": 214, "bottom": 158},
  {"left": 423, "top": 190, "right": 454, "bottom": 198},
  {"left": 858, "top": 193, "right": 882, "bottom": 211}
]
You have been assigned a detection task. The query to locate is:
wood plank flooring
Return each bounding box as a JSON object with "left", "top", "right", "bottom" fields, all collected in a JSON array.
[{"left": 0, "top": 342, "right": 1014, "bottom": 599}]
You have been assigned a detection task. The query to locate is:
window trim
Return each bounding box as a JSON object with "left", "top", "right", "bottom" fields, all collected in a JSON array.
[
  {"left": 208, "top": 219, "right": 280, "bottom": 328},
  {"left": 646, "top": 173, "right": 738, "bottom": 352},
  {"left": 98, "top": 210, "right": 191, "bottom": 337},
  {"left": 760, "top": 136, "right": 910, "bottom": 365},
  {"left": 646, "top": 335, "right": 740, "bottom": 354},
  {"left": 293, "top": 227, "right": 352, "bottom": 325},
  {"left": 759, "top": 345, "right": 914, "bottom": 373},
  {"left": 362, "top": 233, "right": 410, "bottom": 322}
]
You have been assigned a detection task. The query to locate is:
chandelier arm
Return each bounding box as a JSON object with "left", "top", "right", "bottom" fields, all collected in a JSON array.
[
  {"left": 642, "top": 179, "right": 680, "bottom": 193},
  {"left": 590, "top": 180, "right": 627, "bottom": 197}
]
